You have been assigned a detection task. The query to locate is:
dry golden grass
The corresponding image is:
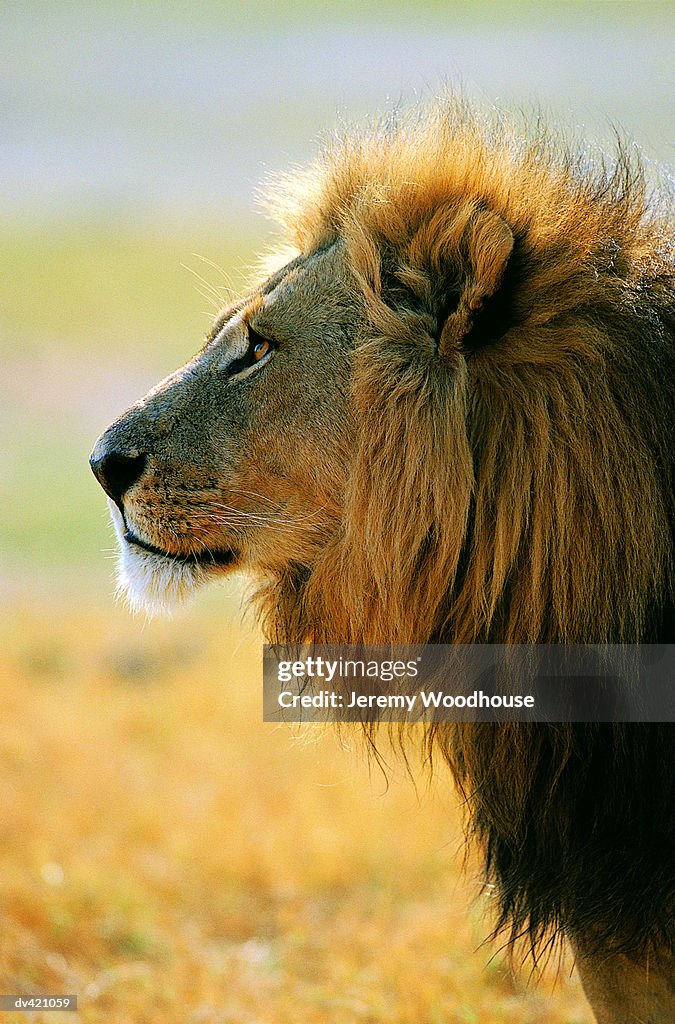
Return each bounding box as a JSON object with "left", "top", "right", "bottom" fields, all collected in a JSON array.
[{"left": 0, "top": 595, "right": 592, "bottom": 1023}]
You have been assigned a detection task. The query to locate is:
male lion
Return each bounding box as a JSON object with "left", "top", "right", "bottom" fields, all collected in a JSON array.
[{"left": 91, "top": 102, "right": 674, "bottom": 1023}]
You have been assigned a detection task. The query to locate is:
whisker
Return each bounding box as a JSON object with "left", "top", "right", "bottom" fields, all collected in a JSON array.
[
  {"left": 210, "top": 499, "right": 326, "bottom": 521},
  {"left": 190, "top": 502, "right": 327, "bottom": 526},
  {"left": 180, "top": 263, "right": 227, "bottom": 306},
  {"left": 227, "top": 488, "right": 301, "bottom": 511},
  {"left": 193, "top": 286, "right": 222, "bottom": 311},
  {"left": 191, "top": 252, "right": 238, "bottom": 297},
  {"left": 184, "top": 507, "right": 291, "bottom": 527}
]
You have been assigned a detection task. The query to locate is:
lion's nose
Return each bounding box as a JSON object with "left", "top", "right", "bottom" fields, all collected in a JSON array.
[{"left": 89, "top": 450, "right": 147, "bottom": 506}]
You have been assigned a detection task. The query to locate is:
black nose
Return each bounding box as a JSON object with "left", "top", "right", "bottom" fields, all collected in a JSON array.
[{"left": 89, "top": 451, "right": 147, "bottom": 506}]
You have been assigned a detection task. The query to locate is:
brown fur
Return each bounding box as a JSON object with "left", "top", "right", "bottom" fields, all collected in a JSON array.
[{"left": 91, "top": 99, "right": 674, "bottom": 1022}]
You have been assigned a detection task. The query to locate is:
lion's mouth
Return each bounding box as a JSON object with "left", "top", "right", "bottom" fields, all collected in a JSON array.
[{"left": 123, "top": 528, "right": 235, "bottom": 567}]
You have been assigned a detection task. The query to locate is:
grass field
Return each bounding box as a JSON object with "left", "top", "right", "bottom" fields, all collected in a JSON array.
[{"left": 0, "top": 598, "right": 592, "bottom": 1023}]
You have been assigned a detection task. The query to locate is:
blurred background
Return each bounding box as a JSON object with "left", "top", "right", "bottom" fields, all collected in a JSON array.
[{"left": 1, "top": 2, "right": 671, "bottom": 1021}]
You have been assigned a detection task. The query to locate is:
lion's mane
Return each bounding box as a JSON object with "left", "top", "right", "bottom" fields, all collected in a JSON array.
[{"left": 257, "top": 101, "right": 674, "bottom": 957}]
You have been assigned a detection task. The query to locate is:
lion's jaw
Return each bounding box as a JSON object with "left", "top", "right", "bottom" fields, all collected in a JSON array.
[{"left": 108, "top": 499, "right": 217, "bottom": 616}]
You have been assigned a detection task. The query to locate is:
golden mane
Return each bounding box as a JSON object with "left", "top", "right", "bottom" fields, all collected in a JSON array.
[{"left": 259, "top": 100, "right": 673, "bottom": 649}]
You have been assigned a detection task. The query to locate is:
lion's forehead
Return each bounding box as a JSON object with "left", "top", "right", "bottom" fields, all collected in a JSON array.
[
  {"left": 205, "top": 239, "right": 350, "bottom": 353},
  {"left": 246, "top": 244, "right": 359, "bottom": 346}
]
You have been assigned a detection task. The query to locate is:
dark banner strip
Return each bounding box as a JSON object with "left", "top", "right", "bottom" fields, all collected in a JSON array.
[{"left": 263, "top": 645, "right": 674, "bottom": 723}]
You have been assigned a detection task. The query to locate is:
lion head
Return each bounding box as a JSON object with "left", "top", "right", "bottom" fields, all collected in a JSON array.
[{"left": 91, "top": 102, "right": 672, "bottom": 646}]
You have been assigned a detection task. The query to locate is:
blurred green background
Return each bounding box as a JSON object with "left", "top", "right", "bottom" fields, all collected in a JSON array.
[{"left": 2, "top": 0, "right": 672, "bottom": 600}]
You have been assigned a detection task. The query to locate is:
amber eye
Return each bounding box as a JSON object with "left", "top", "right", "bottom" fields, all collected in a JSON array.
[
  {"left": 226, "top": 328, "right": 275, "bottom": 377},
  {"left": 253, "top": 338, "right": 271, "bottom": 361}
]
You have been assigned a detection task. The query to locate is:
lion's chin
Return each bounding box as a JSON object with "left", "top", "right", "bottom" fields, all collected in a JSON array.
[{"left": 108, "top": 501, "right": 220, "bottom": 617}]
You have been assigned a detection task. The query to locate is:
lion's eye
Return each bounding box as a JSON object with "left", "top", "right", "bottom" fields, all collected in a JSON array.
[
  {"left": 227, "top": 327, "right": 275, "bottom": 377},
  {"left": 253, "top": 338, "right": 271, "bottom": 362}
]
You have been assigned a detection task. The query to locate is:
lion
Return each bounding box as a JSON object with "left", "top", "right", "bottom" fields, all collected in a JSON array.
[{"left": 90, "top": 100, "right": 674, "bottom": 1023}]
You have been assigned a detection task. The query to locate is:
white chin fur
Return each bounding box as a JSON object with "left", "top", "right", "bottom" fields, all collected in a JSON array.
[{"left": 108, "top": 501, "right": 208, "bottom": 617}]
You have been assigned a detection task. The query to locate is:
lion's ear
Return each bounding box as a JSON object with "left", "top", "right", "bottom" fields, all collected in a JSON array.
[{"left": 439, "top": 208, "right": 514, "bottom": 356}]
